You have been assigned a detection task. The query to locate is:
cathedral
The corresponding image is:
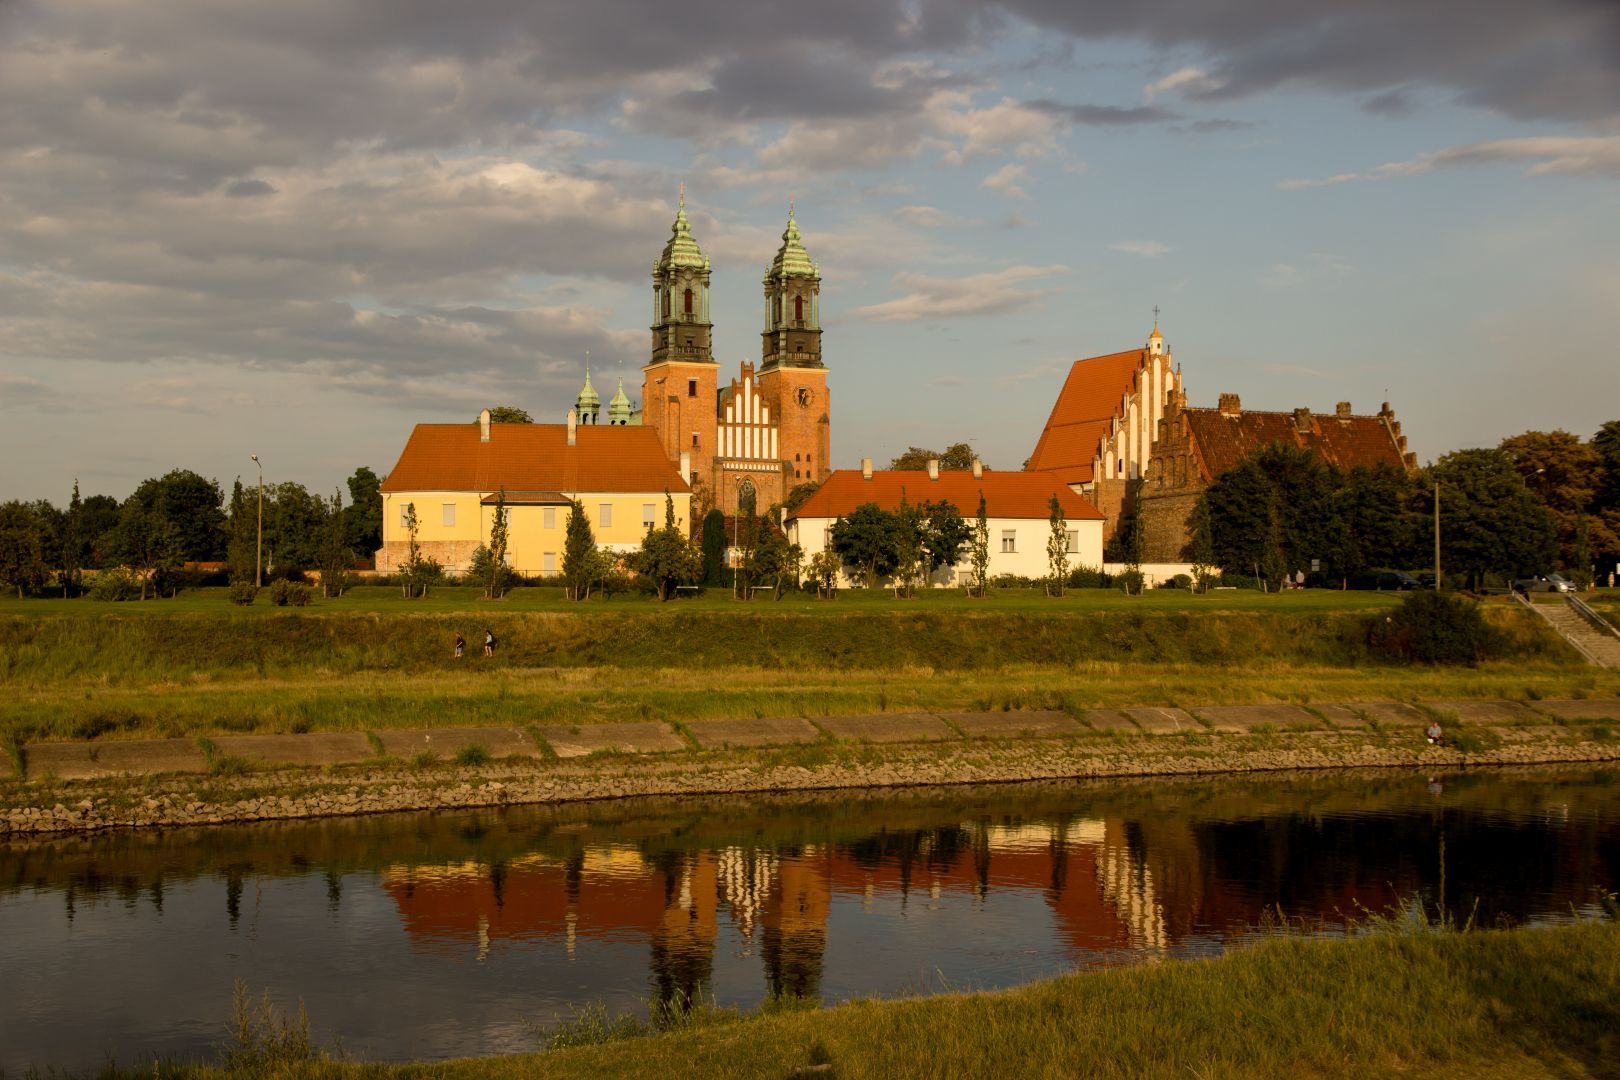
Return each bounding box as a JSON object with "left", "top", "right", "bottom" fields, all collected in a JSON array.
[{"left": 571, "top": 192, "right": 831, "bottom": 516}]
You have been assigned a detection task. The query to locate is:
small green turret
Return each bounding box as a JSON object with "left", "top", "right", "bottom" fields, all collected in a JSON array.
[
  {"left": 608, "top": 377, "right": 632, "bottom": 425},
  {"left": 575, "top": 362, "right": 600, "bottom": 424}
]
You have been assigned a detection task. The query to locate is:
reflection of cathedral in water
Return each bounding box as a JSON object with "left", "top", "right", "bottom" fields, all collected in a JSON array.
[{"left": 376, "top": 817, "right": 1179, "bottom": 1006}]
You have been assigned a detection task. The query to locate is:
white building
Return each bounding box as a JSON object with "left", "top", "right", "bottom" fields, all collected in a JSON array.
[{"left": 786, "top": 459, "right": 1104, "bottom": 587}]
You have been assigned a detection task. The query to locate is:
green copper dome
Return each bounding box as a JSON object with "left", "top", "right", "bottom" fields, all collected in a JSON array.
[
  {"left": 608, "top": 377, "right": 631, "bottom": 424},
  {"left": 576, "top": 365, "right": 600, "bottom": 410},
  {"left": 656, "top": 190, "right": 709, "bottom": 272},
  {"left": 768, "top": 204, "right": 817, "bottom": 280}
]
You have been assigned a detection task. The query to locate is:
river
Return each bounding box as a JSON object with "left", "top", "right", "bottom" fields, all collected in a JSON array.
[{"left": 2, "top": 766, "right": 1617, "bottom": 1072}]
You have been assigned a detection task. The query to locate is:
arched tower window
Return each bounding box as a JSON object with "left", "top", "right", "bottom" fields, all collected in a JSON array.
[
  {"left": 794, "top": 294, "right": 803, "bottom": 322},
  {"left": 683, "top": 287, "right": 693, "bottom": 315},
  {"left": 662, "top": 290, "right": 670, "bottom": 318},
  {"left": 737, "top": 479, "right": 757, "bottom": 515}
]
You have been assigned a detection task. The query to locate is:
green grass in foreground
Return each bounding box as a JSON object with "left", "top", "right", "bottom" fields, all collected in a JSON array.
[{"left": 122, "top": 919, "right": 1620, "bottom": 1080}]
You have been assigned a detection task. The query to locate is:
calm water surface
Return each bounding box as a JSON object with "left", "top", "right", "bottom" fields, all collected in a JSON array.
[{"left": 2, "top": 766, "right": 1617, "bottom": 1071}]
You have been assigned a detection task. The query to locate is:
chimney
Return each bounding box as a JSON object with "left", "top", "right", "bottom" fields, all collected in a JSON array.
[
  {"left": 927, "top": 458, "right": 940, "bottom": 481},
  {"left": 479, "top": 408, "right": 491, "bottom": 443},
  {"left": 1293, "top": 407, "right": 1312, "bottom": 433},
  {"left": 971, "top": 458, "right": 983, "bottom": 480},
  {"left": 1335, "top": 401, "right": 1352, "bottom": 418},
  {"left": 1218, "top": 393, "right": 1241, "bottom": 416},
  {"left": 567, "top": 407, "right": 577, "bottom": 447},
  {"left": 861, "top": 457, "right": 873, "bottom": 480},
  {"left": 679, "top": 450, "right": 691, "bottom": 480}
]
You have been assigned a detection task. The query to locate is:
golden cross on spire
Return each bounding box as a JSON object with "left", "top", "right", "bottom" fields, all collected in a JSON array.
[
  {"left": 678, "top": 182, "right": 685, "bottom": 207},
  {"left": 1153, "top": 304, "right": 1160, "bottom": 328}
]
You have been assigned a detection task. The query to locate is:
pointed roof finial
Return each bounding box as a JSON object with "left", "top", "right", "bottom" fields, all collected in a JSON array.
[
  {"left": 1149, "top": 305, "right": 1163, "bottom": 341},
  {"left": 678, "top": 181, "right": 685, "bottom": 207}
]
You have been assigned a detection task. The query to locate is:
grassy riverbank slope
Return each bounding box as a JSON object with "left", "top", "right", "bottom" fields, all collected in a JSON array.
[
  {"left": 127, "top": 920, "right": 1620, "bottom": 1079},
  {"left": 2, "top": 589, "right": 1602, "bottom": 746}
]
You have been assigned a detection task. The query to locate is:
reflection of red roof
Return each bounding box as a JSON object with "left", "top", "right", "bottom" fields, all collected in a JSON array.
[
  {"left": 1183, "top": 409, "right": 1404, "bottom": 481},
  {"left": 789, "top": 471, "right": 1100, "bottom": 521},
  {"left": 383, "top": 863, "right": 671, "bottom": 944},
  {"left": 1026, "top": 350, "right": 1147, "bottom": 484},
  {"left": 381, "top": 423, "right": 688, "bottom": 494}
]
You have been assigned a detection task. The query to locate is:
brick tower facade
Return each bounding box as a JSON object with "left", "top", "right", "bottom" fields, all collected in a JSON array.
[
  {"left": 755, "top": 205, "right": 831, "bottom": 487},
  {"left": 641, "top": 190, "right": 719, "bottom": 487}
]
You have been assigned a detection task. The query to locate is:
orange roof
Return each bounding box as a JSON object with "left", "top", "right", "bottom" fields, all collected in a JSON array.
[
  {"left": 789, "top": 469, "right": 1101, "bottom": 521},
  {"left": 1025, "top": 349, "right": 1147, "bottom": 483},
  {"left": 1182, "top": 408, "right": 1405, "bottom": 480},
  {"left": 380, "top": 423, "right": 688, "bottom": 494}
]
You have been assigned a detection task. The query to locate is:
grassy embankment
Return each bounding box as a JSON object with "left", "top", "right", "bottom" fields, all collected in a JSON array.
[
  {"left": 120, "top": 920, "right": 1620, "bottom": 1079},
  {"left": 0, "top": 588, "right": 1612, "bottom": 748}
]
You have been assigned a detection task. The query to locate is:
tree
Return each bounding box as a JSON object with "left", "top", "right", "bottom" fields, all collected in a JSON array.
[
  {"left": 399, "top": 502, "right": 423, "bottom": 598},
  {"left": 969, "top": 492, "right": 990, "bottom": 598},
  {"left": 484, "top": 406, "right": 533, "bottom": 423},
  {"left": 484, "top": 489, "right": 512, "bottom": 599},
  {"left": 892, "top": 494, "right": 927, "bottom": 597},
  {"left": 1203, "top": 455, "right": 1282, "bottom": 582},
  {"left": 0, "top": 502, "right": 48, "bottom": 598},
  {"left": 316, "top": 490, "right": 353, "bottom": 598},
  {"left": 889, "top": 443, "right": 977, "bottom": 471},
  {"left": 688, "top": 475, "right": 716, "bottom": 527},
  {"left": 807, "top": 549, "right": 841, "bottom": 598},
  {"left": 1185, "top": 495, "right": 1216, "bottom": 593},
  {"left": 830, "top": 503, "right": 899, "bottom": 589},
  {"left": 629, "top": 493, "right": 702, "bottom": 601},
  {"left": 123, "top": 470, "right": 227, "bottom": 562},
  {"left": 226, "top": 479, "right": 257, "bottom": 586},
  {"left": 1592, "top": 421, "right": 1620, "bottom": 582},
  {"left": 920, "top": 500, "right": 971, "bottom": 580},
  {"left": 1046, "top": 495, "right": 1069, "bottom": 597},
  {"left": 700, "top": 509, "right": 727, "bottom": 586},
  {"left": 108, "top": 501, "right": 183, "bottom": 600},
  {"left": 783, "top": 481, "right": 821, "bottom": 515},
  {"left": 562, "top": 500, "right": 597, "bottom": 601},
  {"left": 1424, "top": 449, "right": 1557, "bottom": 589},
  {"left": 745, "top": 510, "right": 801, "bottom": 600},
  {"left": 1500, "top": 429, "right": 1602, "bottom": 568},
  {"left": 60, "top": 481, "right": 85, "bottom": 597},
  {"left": 264, "top": 481, "right": 325, "bottom": 573},
  {"left": 343, "top": 467, "right": 383, "bottom": 556},
  {"left": 1338, "top": 463, "right": 1419, "bottom": 576},
  {"left": 733, "top": 499, "right": 762, "bottom": 597}
]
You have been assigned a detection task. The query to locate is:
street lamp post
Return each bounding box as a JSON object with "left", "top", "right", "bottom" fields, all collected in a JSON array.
[
  {"left": 1433, "top": 480, "right": 1441, "bottom": 592},
  {"left": 250, "top": 454, "right": 263, "bottom": 588}
]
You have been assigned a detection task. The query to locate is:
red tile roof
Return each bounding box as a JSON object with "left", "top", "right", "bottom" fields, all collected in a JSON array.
[
  {"left": 381, "top": 423, "right": 689, "bottom": 494},
  {"left": 1025, "top": 349, "right": 1147, "bottom": 483},
  {"left": 788, "top": 470, "right": 1101, "bottom": 521},
  {"left": 1182, "top": 408, "right": 1405, "bottom": 480}
]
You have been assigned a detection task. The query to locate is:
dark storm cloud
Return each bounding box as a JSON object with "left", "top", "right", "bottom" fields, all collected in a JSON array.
[{"left": 997, "top": 0, "right": 1620, "bottom": 126}]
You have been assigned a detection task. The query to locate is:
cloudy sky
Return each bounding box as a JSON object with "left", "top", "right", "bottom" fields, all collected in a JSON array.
[{"left": 2, "top": 0, "right": 1617, "bottom": 502}]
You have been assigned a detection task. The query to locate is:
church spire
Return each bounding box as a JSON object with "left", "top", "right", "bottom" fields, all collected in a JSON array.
[
  {"left": 649, "top": 187, "right": 715, "bottom": 366},
  {"left": 575, "top": 353, "right": 600, "bottom": 423},
  {"left": 761, "top": 199, "right": 822, "bottom": 371},
  {"left": 608, "top": 376, "right": 631, "bottom": 425}
]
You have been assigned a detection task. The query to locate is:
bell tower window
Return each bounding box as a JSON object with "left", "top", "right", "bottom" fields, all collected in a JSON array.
[
  {"left": 662, "top": 290, "right": 670, "bottom": 318},
  {"left": 684, "top": 288, "right": 693, "bottom": 315},
  {"left": 794, "top": 294, "right": 803, "bottom": 322}
]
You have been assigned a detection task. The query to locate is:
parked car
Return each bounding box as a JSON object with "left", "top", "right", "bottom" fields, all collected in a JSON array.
[
  {"left": 1348, "top": 570, "right": 1421, "bottom": 591},
  {"left": 1513, "top": 574, "right": 1574, "bottom": 594}
]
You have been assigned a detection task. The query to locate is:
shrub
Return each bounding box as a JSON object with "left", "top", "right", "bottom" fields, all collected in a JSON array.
[
  {"left": 228, "top": 581, "right": 259, "bottom": 606},
  {"left": 1066, "top": 565, "right": 1111, "bottom": 589},
  {"left": 1368, "top": 590, "right": 1506, "bottom": 665},
  {"left": 1115, "top": 570, "right": 1144, "bottom": 594},
  {"left": 1163, "top": 574, "right": 1193, "bottom": 590},
  {"left": 288, "top": 583, "right": 311, "bottom": 607},
  {"left": 88, "top": 569, "right": 140, "bottom": 602},
  {"left": 268, "top": 581, "right": 311, "bottom": 607},
  {"left": 454, "top": 743, "right": 491, "bottom": 766}
]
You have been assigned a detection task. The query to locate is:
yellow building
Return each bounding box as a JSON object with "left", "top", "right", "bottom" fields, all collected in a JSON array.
[{"left": 376, "top": 410, "right": 692, "bottom": 576}]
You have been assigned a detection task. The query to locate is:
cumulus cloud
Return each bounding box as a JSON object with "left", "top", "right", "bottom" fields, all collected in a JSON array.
[
  {"left": 851, "top": 264, "right": 1069, "bottom": 321},
  {"left": 1144, "top": 67, "right": 1223, "bottom": 101},
  {"left": 981, "top": 163, "right": 1032, "bottom": 200}
]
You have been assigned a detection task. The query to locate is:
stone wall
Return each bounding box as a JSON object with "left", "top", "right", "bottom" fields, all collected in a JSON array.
[
  {"left": 374, "top": 538, "right": 482, "bottom": 574},
  {"left": 1135, "top": 486, "right": 1203, "bottom": 562}
]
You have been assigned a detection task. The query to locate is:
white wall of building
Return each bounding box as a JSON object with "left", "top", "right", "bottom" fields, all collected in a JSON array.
[{"left": 790, "top": 515, "right": 1104, "bottom": 587}]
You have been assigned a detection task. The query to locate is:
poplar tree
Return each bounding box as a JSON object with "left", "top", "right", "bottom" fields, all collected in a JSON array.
[
  {"left": 970, "top": 492, "right": 990, "bottom": 598},
  {"left": 400, "top": 502, "right": 422, "bottom": 598},
  {"left": 485, "top": 489, "right": 511, "bottom": 599},
  {"left": 1046, "top": 494, "right": 1068, "bottom": 597},
  {"left": 61, "top": 481, "right": 84, "bottom": 597},
  {"left": 316, "top": 490, "right": 353, "bottom": 598}
]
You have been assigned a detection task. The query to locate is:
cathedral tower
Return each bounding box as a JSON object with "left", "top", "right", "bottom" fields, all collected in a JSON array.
[
  {"left": 641, "top": 190, "right": 719, "bottom": 485},
  {"left": 756, "top": 204, "right": 831, "bottom": 484}
]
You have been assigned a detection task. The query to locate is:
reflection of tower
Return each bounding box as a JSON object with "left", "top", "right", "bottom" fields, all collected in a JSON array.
[
  {"left": 648, "top": 852, "right": 719, "bottom": 1012},
  {"left": 717, "top": 846, "right": 778, "bottom": 945},
  {"left": 762, "top": 848, "right": 830, "bottom": 999},
  {"left": 1100, "top": 821, "right": 1168, "bottom": 953}
]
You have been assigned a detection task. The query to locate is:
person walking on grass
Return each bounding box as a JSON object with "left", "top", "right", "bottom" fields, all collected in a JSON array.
[
  {"left": 484, "top": 628, "right": 496, "bottom": 657},
  {"left": 454, "top": 632, "right": 465, "bottom": 659}
]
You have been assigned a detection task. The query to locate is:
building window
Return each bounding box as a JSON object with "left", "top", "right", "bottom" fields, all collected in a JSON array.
[
  {"left": 794, "top": 294, "right": 803, "bottom": 322},
  {"left": 691, "top": 432, "right": 699, "bottom": 447},
  {"left": 688, "top": 378, "right": 697, "bottom": 398},
  {"left": 442, "top": 503, "right": 456, "bottom": 528},
  {"left": 795, "top": 469, "right": 801, "bottom": 479},
  {"left": 1001, "top": 530, "right": 1016, "bottom": 553},
  {"left": 543, "top": 552, "right": 556, "bottom": 574},
  {"left": 683, "top": 287, "right": 693, "bottom": 315},
  {"left": 598, "top": 503, "right": 612, "bottom": 528},
  {"left": 1116, "top": 460, "right": 1123, "bottom": 476},
  {"left": 543, "top": 507, "right": 556, "bottom": 529},
  {"left": 685, "top": 336, "right": 693, "bottom": 347},
  {"left": 399, "top": 502, "right": 413, "bottom": 529},
  {"left": 662, "top": 290, "right": 670, "bottom": 317},
  {"left": 795, "top": 453, "right": 801, "bottom": 462},
  {"left": 643, "top": 503, "right": 656, "bottom": 529},
  {"left": 1066, "top": 530, "right": 1079, "bottom": 554}
]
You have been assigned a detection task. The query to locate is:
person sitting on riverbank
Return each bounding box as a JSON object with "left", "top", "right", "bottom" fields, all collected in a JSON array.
[{"left": 1425, "top": 721, "right": 1443, "bottom": 746}]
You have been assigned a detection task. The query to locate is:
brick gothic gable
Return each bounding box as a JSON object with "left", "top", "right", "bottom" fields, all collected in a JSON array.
[{"left": 1135, "top": 392, "right": 1419, "bottom": 561}]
